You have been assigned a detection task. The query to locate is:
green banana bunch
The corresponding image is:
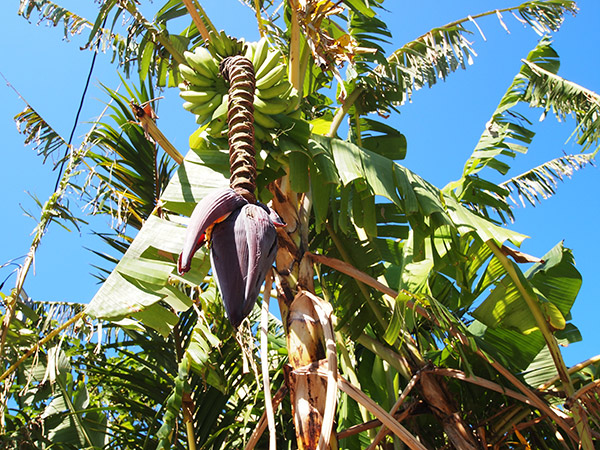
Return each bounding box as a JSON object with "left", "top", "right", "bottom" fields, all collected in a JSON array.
[
  {"left": 251, "top": 38, "right": 300, "bottom": 127},
  {"left": 252, "top": 38, "right": 289, "bottom": 94},
  {"left": 178, "top": 36, "right": 303, "bottom": 140},
  {"left": 179, "top": 46, "right": 227, "bottom": 128}
]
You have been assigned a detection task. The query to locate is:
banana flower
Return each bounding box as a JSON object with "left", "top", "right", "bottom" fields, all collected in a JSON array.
[{"left": 178, "top": 188, "right": 283, "bottom": 327}]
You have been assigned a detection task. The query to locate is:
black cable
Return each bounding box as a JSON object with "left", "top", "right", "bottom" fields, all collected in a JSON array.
[
  {"left": 53, "top": 8, "right": 109, "bottom": 191},
  {"left": 52, "top": 46, "right": 99, "bottom": 191}
]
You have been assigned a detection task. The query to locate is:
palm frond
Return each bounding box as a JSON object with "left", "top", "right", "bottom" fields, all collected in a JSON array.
[
  {"left": 85, "top": 0, "right": 191, "bottom": 83},
  {"left": 19, "top": 0, "right": 192, "bottom": 84},
  {"left": 501, "top": 152, "right": 595, "bottom": 207},
  {"left": 86, "top": 79, "right": 176, "bottom": 232},
  {"left": 14, "top": 106, "right": 68, "bottom": 164},
  {"left": 18, "top": 0, "right": 131, "bottom": 65}
]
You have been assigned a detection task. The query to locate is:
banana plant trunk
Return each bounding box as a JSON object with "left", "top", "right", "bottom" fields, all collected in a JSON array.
[{"left": 270, "top": 178, "right": 338, "bottom": 450}]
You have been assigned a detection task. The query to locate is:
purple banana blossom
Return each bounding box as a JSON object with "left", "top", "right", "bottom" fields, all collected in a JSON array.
[
  {"left": 178, "top": 188, "right": 248, "bottom": 274},
  {"left": 178, "top": 187, "right": 283, "bottom": 328}
]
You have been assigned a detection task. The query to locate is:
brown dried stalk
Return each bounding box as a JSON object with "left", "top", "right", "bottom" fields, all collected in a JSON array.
[{"left": 244, "top": 385, "right": 288, "bottom": 450}]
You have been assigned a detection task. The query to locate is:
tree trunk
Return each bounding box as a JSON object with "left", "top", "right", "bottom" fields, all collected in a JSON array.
[{"left": 271, "top": 178, "right": 337, "bottom": 450}]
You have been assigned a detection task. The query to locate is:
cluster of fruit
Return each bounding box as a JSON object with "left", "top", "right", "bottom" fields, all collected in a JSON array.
[{"left": 178, "top": 37, "right": 299, "bottom": 140}]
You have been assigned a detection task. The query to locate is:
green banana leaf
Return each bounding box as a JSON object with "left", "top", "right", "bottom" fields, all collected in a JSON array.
[
  {"left": 85, "top": 147, "right": 221, "bottom": 333},
  {"left": 471, "top": 241, "right": 581, "bottom": 371}
]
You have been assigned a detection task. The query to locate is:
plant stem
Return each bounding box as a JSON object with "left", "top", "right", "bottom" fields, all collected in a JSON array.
[
  {"left": 181, "top": 0, "right": 211, "bottom": 41},
  {"left": 324, "top": 225, "right": 388, "bottom": 332},
  {"left": 182, "top": 391, "right": 197, "bottom": 450},
  {"left": 366, "top": 372, "right": 420, "bottom": 450},
  {"left": 254, "top": 0, "right": 266, "bottom": 37},
  {"left": 261, "top": 270, "right": 277, "bottom": 450},
  {"left": 337, "top": 406, "right": 415, "bottom": 440},
  {"left": 337, "top": 377, "right": 427, "bottom": 450},
  {"left": 288, "top": 0, "right": 301, "bottom": 91},
  {"left": 185, "top": 421, "right": 197, "bottom": 450},
  {"left": 191, "top": 0, "right": 217, "bottom": 35},
  {"left": 540, "top": 353, "right": 600, "bottom": 390},
  {"left": 355, "top": 333, "right": 411, "bottom": 381},
  {"left": 327, "top": 87, "right": 363, "bottom": 138},
  {"left": 0, "top": 311, "right": 86, "bottom": 383},
  {"left": 55, "top": 371, "right": 95, "bottom": 448},
  {"left": 130, "top": 101, "right": 184, "bottom": 164},
  {"left": 244, "top": 385, "right": 288, "bottom": 450}
]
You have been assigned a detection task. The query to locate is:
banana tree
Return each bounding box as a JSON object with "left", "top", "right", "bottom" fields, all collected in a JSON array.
[{"left": 4, "top": 0, "right": 600, "bottom": 448}]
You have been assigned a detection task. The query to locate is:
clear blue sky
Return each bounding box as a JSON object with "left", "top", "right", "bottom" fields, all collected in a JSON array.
[{"left": 1, "top": 1, "right": 598, "bottom": 366}]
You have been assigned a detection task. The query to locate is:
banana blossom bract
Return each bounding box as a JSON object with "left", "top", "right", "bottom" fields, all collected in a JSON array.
[{"left": 178, "top": 188, "right": 283, "bottom": 327}]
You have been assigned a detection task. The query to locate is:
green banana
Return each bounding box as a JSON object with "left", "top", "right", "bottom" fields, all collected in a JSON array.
[
  {"left": 284, "top": 89, "right": 300, "bottom": 114},
  {"left": 211, "top": 94, "right": 229, "bottom": 121},
  {"left": 253, "top": 109, "right": 280, "bottom": 129},
  {"left": 288, "top": 109, "right": 303, "bottom": 119},
  {"left": 179, "top": 89, "right": 218, "bottom": 103},
  {"left": 251, "top": 37, "right": 269, "bottom": 71},
  {"left": 182, "top": 101, "right": 197, "bottom": 112},
  {"left": 190, "top": 93, "right": 223, "bottom": 117},
  {"left": 179, "top": 64, "right": 215, "bottom": 87},
  {"left": 256, "top": 81, "right": 292, "bottom": 100},
  {"left": 220, "top": 30, "right": 233, "bottom": 56},
  {"left": 185, "top": 47, "right": 219, "bottom": 78},
  {"left": 206, "top": 116, "right": 227, "bottom": 137},
  {"left": 256, "top": 64, "right": 286, "bottom": 90},
  {"left": 244, "top": 42, "right": 255, "bottom": 61},
  {"left": 254, "top": 96, "right": 288, "bottom": 115},
  {"left": 195, "top": 111, "right": 213, "bottom": 125},
  {"left": 210, "top": 34, "right": 227, "bottom": 59},
  {"left": 253, "top": 122, "right": 266, "bottom": 141},
  {"left": 255, "top": 48, "right": 282, "bottom": 79}
]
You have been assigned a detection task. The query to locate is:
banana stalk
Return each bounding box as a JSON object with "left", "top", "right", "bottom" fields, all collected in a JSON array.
[
  {"left": 178, "top": 50, "right": 337, "bottom": 448},
  {"left": 178, "top": 55, "right": 284, "bottom": 328}
]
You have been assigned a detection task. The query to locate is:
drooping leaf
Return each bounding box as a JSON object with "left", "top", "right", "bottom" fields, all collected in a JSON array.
[
  {"left": 450, "top": 37, "right": 599, "bottom": 222},
  {"left": 501, "top": 153, "right": 596, "bottom": 208},
  {"left": 85, "top": 215, "right": 209, "bottom": 333},
  {"left": 360, "top": 2, "right": 576, "bottom": 113},
  {"left": 472, "top": 242, "right": 580, "bottom": 370}
]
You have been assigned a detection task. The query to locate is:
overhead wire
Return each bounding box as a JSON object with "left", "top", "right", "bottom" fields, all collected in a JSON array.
[{"left": 53, "top": 16, "right": 107, "bottom": 191}]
